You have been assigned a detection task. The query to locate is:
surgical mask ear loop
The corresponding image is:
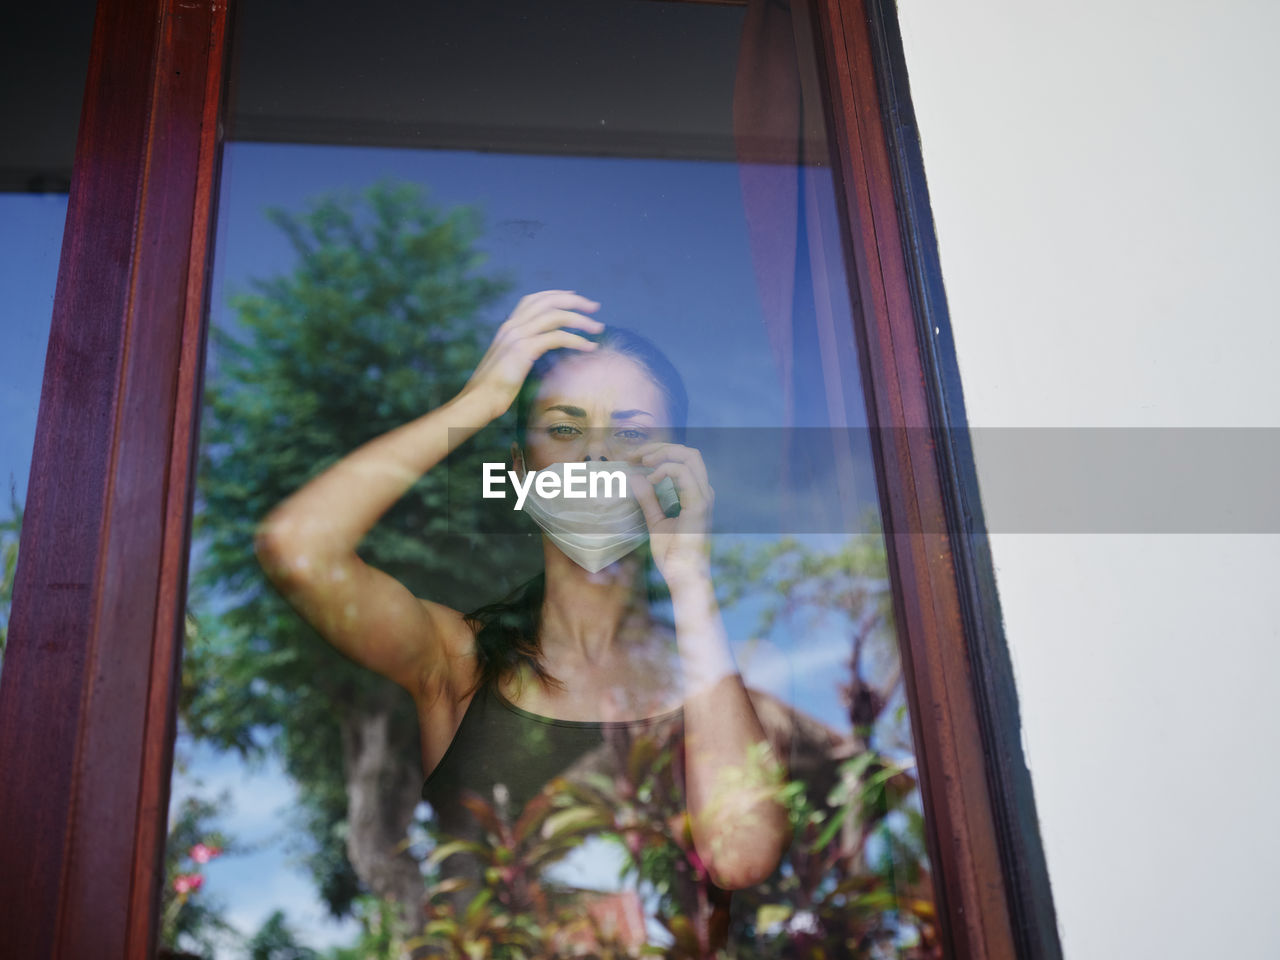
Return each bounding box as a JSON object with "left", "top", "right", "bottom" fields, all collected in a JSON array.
[
  {"left": 509, "top": 442, "right": 536, "bottom": 539},
  {"left": 509, "top": 441, "right": 527, "bottom": 485}
]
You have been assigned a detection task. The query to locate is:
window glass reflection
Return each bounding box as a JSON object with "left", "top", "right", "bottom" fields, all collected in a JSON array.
[
  {"left": 0, "top": 1, "right": 92, "bottom": 680},
  {"left": 170, "top": 2, "right": 941, "bottom": 957},
  {"left": 0, "top": 194, "right": 66, "bottom": 677}
]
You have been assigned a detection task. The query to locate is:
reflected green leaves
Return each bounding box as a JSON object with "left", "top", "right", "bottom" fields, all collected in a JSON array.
[{"left": 412, "top": 708, "right": 938, "bottom": 959}]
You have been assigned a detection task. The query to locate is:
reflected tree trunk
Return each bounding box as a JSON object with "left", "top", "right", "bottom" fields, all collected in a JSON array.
[{"left": 338, "top": 706, "right": 426, "bottom": 951}]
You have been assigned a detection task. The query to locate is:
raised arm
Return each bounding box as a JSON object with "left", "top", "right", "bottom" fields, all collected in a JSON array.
[
  {"left": 254, "top": 290, "right": 603, "bottom": 701},
  {"left": 254, "top": 387, "right": 496, "bottom": 695},
  {"left": 632, "top": 443, "right": 792, "bottom": 890}
]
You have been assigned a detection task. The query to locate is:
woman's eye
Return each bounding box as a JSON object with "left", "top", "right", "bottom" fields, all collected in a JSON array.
[
  {"left": 615, "top": 428, "right": 649, "bottom": 442},
  {"left": 547, "top": 424, "right": 581, "bottom": 438}
]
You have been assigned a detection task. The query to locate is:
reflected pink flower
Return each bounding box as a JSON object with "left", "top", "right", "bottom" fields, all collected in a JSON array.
[
  {"left": 189, "top": 843, "right": 222, "bottom": 864},
  {"left": 172, "top": 873, "right": 204, "bottom": 895}
]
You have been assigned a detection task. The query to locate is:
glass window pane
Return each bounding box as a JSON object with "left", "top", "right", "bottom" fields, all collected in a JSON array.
[
  {"left": 0, "top": 2, "right": 94, "bottom": 676},
  {"left": 172, "top": 2, "right": 942, "bottom": 957}
]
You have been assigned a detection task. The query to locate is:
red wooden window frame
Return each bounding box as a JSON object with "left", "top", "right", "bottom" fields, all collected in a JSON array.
[{"left": 0, "top": 1, "right": 1056, "bottom": 957}]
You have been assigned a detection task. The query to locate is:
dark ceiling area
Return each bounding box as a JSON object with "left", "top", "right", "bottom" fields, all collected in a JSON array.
[
  {"left": 226, "top": 0, "right": 753, "bottom": 160},
  {"left": 2, "top": 0, "right": 759, "bottom": 194},
  {"left": 1, "top": 3, "right": 98, "bottom": 192}
]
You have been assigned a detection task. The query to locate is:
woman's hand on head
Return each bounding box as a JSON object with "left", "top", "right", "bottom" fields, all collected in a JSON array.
[
  {"left": 458, "top": 290, "right": 603, "bottom": 420},
  {"left": 631, "top": 441, "right": 715, "bottom": 589}
]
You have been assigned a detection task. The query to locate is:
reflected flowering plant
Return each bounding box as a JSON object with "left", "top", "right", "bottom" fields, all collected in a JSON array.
[
  {"left": 169, "top": 842, "right": 222, "bottom": 899},
  {"left": 158, "top": 797, "right": 236, "bottom": 956},
  {"left": 414, "top": 716, "right": 939, "bottom": 959},
  {"left": 188, "top": 842, "right": 223, "bottom": 864},
  {"left": 172, "top": 873, "right": 205, "bottom": 896}
]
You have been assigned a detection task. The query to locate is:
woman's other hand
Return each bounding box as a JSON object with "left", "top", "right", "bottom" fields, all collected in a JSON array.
[
  {"left": 459, "top": 290, "right": 603, "bottom": 420},
  {"left": 631, "top": 441, "right": 714, "bottom": 589}
]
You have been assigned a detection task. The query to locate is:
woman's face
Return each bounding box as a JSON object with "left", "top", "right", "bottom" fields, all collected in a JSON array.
[{"left": 523, "top": 350, "right": 674, "bottom": 471}]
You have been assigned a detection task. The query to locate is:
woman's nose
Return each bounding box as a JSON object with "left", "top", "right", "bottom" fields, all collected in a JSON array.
[{"left": 583, "top": 430, "right": 609, "bottom": 461}]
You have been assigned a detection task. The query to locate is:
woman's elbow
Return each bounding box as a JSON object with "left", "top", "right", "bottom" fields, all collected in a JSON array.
[
  {"left": 253, "top": 518, "right": 313, "bottom": 588},
  {"left": 705, "top": 848, "right": 785, "bottom": 891},
  {"left": 702, "top": 823, "right": 790, "bottom": 890}
]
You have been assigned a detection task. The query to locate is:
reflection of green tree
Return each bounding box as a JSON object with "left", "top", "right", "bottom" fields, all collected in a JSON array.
[
  {"left": 717, "top": 533, "right": 940, "bottom": 957},
  {"left": 245, "top": 910, "right": 321, "bottom": 960},
  {"left": 182, "top": 181, "right": 517, "bottom": 947},
  {"left": 0, "top": 482, "right": 22, "bottom": 669}
]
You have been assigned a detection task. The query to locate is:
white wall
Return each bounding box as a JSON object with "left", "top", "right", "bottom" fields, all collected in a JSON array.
[{"left": 895, "top": 2, "right": 1280, "bottom": 958}]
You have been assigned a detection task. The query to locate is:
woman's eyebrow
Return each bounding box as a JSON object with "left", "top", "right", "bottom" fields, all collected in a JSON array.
[{"left": 539, "top": 404, "right": 654, "bottom": 420}]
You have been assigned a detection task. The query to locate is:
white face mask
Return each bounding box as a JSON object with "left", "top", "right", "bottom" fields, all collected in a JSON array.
[{"left": 520, "top": 460, "right": 678, "bottom": 573}]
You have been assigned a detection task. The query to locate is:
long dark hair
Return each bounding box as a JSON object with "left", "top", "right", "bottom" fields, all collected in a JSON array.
[{"left": 461, "top": 324, "right": 689, "bottom": 697}]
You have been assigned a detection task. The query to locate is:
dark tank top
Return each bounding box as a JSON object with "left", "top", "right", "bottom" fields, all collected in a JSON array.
[
  {"left": 422, "top": 681, "right": 684, "bottom": 820},
  {"left": 419, "top": 682, "right": 730, "bottom": 957}
]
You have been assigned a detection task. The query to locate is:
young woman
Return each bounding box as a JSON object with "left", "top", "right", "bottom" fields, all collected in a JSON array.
[{"left": 255, "top": 290, "right": 790, "bottom": 953}]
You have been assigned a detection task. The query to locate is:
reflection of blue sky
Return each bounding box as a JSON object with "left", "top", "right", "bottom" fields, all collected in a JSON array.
[
  {"left": 168, "top": 738, "right": 363, "bottom": 953},
  {"left": 540, "top": 835, "right": 675, "bottom": 948},
  {"left": 0, "top": 194, "right": 65, "bottom": 502},
  {"left": 211, "top": 142, "right": 793, "bottom": 429}
]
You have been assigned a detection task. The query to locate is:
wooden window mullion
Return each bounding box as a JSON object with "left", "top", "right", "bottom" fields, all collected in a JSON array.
[{"left": 0, "top": 0, "right": 228, "bottom": 956}]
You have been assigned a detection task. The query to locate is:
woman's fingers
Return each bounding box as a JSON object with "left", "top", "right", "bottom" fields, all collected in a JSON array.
[
  {"left": 638, "top": 442, "right": 705, "bottom": 470},
  {"left": 636, "top": 443, "right": 712, "bottom": 502},
  {"left": 461, "top": 291, "right": 604, "bottom": 419},
  {"left": 631, "top": 443, "right": 715, "bottom": 581},
  {"left": 496, "top": 294, "right": 604, "bottom": 358},
  {"left": 504, "top": 291, "right": 601, "bottom": 331},
  {"left": 508, "top": 289, "right": 577, "bottom": 321},
  {"left": 519, "top": 307, "right": 605, "bottom": 337},
  {"left": 631, "top": 471, "right": 671, "bottom": 531},
  {"left": 646, "top": 461, "right": 713, "bottom": 517},
  {"left": 525, "top": 328, "right": 600, "bottom": 356}
]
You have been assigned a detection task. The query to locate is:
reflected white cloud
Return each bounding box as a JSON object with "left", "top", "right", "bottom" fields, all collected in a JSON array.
[{"left": 170, "top": 738, "right": 360, "bottom": 957}]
